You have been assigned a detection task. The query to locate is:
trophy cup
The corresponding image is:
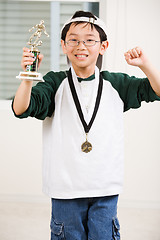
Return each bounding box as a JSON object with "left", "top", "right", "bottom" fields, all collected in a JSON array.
[{"left": 16, "top": 20, "right": 49, "bottom": 81}]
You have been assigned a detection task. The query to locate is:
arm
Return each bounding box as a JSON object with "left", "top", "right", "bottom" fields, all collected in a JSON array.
[
  {"left": 13, "top": 80, "right": 33, "bottom": 116},
  {"left": 13, "top": 47, "right": 43, "bottom": 115},
  {"left": 124, "top": 47, "right": 160, "bottom": 97},
  {"left": 29, "top": 25, "right": 37, "bottom": 32}
]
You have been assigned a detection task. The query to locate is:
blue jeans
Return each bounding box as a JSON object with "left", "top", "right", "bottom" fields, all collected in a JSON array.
[{"left": 50, "top": 195, "right": 120, "bottom": 240}]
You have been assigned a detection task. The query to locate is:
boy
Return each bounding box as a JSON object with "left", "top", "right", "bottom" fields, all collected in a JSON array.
[{"left": 12, "top": 11, "right": 160, "bottom": 240}]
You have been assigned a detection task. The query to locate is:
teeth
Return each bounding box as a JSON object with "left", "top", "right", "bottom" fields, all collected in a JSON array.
[{"left": 76, "top": 55, "right": 87, "bottom": 57}]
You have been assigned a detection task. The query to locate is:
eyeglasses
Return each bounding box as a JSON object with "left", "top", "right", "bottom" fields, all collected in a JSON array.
[{"left": 65, "top": 39, "right": 101, "bottom": 47}]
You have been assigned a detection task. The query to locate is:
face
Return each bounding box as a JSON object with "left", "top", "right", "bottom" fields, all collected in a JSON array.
[{"left": 61, "top": 23, "right": 108, "bottom": 76}]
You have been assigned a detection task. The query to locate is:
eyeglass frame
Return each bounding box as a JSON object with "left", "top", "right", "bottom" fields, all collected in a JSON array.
[{"left": 64, "top": 39, "right": 101, "bottom": 47}]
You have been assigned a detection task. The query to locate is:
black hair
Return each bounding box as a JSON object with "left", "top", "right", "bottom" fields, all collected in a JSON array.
[{"left": 61, "top": 10, "right": 107, "bottom": 42}]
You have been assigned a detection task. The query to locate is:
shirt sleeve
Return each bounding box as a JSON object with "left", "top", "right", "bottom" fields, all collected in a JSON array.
[{"left": 102, "top": 71, "right": 160, "bottom": 112}]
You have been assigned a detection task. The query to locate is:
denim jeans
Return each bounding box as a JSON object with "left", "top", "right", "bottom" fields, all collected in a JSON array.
[{"left": 50, "top": 195, "right": 120, "bottom": 240}]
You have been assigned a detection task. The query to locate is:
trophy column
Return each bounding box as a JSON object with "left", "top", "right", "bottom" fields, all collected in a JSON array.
[{"left": 26, "top": 48, "right": 39, "bottom": 72}]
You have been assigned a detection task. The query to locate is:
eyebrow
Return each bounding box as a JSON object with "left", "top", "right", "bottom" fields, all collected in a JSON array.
[{"left": 68, "top": 33, "right": 96, "bottom": 37}]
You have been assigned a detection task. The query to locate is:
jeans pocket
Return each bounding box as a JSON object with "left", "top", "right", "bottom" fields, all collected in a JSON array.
[
  {"left": 112, "top": 217, "right": 120, "bottom": 240},
  {"left": 50, "top": 219, "right": 65, "bottom": 240}
]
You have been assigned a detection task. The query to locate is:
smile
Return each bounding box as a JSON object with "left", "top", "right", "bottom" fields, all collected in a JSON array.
[{"left": 75, "top": 54, "right": 88, "bottom": 58}]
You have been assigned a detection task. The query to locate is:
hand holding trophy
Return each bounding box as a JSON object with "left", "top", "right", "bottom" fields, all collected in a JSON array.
[{"left": 16, "top": 20, "right": 49, "bottom": 82}]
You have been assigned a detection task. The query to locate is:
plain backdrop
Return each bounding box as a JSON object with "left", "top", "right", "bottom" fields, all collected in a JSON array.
[{"left": 0, "top": 0, "right": 160, "bottom": 209}]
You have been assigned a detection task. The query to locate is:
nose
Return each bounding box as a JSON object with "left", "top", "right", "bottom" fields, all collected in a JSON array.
[{"left": 77, "top": 41, "right": 86, "bottom": 49}]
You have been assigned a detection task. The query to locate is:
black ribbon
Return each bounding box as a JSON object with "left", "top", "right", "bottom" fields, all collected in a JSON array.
[{"left": 67, "top": 68, "right": 103, "bottom": 134}]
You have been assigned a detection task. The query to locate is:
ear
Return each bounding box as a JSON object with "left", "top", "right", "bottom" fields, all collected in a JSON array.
[
  {"left": 61, "top": 40, "right": 67, "bottom": 54},
  {"left": 99, "top": 41, "right": 109, "bottom": 55}
]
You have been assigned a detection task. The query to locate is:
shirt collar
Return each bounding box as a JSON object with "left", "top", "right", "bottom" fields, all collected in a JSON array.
[{"left": 77, "top": 74, "right": 95, "bottom": 82}]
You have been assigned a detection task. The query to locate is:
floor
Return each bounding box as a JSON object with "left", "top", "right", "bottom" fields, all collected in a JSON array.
[{"left": 0, "top": 201, "right": 160, "bottom": 240}]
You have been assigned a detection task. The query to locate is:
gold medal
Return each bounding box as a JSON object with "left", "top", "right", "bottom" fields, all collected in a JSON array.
[
  {"left": 81, "top": 134, "right": 92, "bottom": 153},
  {"left": 67, "top": 69, "right": 103, "bottom": 154},
  {"left": 81, "top": 141, "right": 92, "bottom": 153}
]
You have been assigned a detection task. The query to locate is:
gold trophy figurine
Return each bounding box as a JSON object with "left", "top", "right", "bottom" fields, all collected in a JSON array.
[{"left": 16, "top": 20, "right": 49, "bottom": 81}]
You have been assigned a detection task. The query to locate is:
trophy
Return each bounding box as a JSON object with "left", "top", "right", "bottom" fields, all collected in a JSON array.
[{"left": 16, "top": 20, "right": 49, "bottom": 81}]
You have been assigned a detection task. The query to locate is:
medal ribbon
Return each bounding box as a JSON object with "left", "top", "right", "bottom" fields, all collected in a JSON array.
[{"left": 67, "top": 68, "right": 103, "bottom": 135}]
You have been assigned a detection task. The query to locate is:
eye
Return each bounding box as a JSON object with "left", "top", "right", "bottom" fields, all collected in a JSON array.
[
  {"left": 86, "top": 39, "right": 95, "bottom": 43},
  {"left": 69, "top": 39, "right": 77, "bottom": 42}
]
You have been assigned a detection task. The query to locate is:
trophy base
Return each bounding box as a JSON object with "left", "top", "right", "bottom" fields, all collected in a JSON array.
[{"left": 16, "top": 71, "right": 44, "bottom": 82}]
